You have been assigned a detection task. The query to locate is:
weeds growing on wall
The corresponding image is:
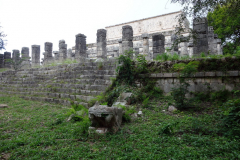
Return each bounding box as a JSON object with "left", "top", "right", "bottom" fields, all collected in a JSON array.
[
  {"left": 92, "top": 49, "right": 163, "bottom": 112},
  {"left": 171, "top": 61, "right": 199, "bottom": 110}
]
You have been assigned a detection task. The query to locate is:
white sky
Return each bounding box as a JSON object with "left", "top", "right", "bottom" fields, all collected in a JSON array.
[{"left": 0, "top": 0, "right": 183, "bottom": 57}]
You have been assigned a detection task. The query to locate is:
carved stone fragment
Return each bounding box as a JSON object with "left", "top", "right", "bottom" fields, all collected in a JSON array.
[{"left": 89, "top": 103, "right": 123, "bottom": 134}]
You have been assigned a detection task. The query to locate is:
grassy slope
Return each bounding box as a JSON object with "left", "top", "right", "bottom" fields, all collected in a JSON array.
[{"left": 0, "top": 96, "right": 240, "bottom": 159}]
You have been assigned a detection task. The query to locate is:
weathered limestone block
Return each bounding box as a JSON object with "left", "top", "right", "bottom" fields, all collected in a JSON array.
[
  {"left": 21, "top": 47, "right": 31, "bottom": 69},
  {"left": 31, "top": 45, "right": 40, "bottom": 67},
  {"left": 44, "top": 42, "right": 53, "bottom": 64},
  {"left": 75, "top": 33, "right": 87, "bottom": 60},
  {"left": 59, "top": 40, "right": 67, "bottom": 61},
  {"left": 97, "top": 29, "right": 107, "bottom": 59},
  {"left": 3, "top": 52, "right": 11, "bottom": 68},
  {"left": 89, "top": 103, "right": 123, "bottom": 134},
  {"left": 122, "top": 25, "right": 133, "bottom": 54}
]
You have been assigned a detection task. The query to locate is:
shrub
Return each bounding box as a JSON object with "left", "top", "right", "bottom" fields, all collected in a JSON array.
[{"left": 220, "top": 99, "right": 240, "bottom": 138}]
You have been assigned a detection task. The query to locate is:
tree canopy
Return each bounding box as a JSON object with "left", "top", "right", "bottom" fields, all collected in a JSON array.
[
  {"left": 207, "top": 2, "right": 240, "bottom": 54},
  {"left": 0, "top": 24, "right": 7, "bottom": 51}
]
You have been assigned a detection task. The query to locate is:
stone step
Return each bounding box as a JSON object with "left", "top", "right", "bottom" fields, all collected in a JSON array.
[
  {"left": 0, "top": 86, "right": 103, "bottom": 96},
  {"left": 1, "top": 90, "right": 95, "bottom": 104}
]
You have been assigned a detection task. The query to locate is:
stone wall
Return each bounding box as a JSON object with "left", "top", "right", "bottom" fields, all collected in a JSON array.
[{"left": 148, "top": 71, "right": 240, "bottom": 95}]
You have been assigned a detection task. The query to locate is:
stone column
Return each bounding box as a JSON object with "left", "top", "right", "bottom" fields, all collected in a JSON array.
[
  {"left": 12, "top": 50, "right": 20, "bottom": 62},
  {"left": 21, "top": 47, "right": 31, "bottom": 68},
  {"left": 31, "top": 45, "right": 40, "bottom": 67},
  {"left": 217, "top": 39, "right": 223, "bottom": 55},
  {"left": 4, "top": 52, "right": 11, "bottom": 68},
  {"left": 67, "top": 48, "right": 72, "bottom": 59},
  {"left": 179, "top": 36, "right": 189, "bottom": 56},
  {"left": 118, "top": 40, "right": 123, "bottom": 56},
  {"left": 96, "top": 29, "right": 107, "bottom": 59},
  {"left": 113, "top": 48, "right": 119, "bottom": 58},
  {"left": 53, "top": 51, "right": 59, "bottom": 61},
  {"left": 133, "top": 47, "right": 139, "bottom": 59},
  {"left": 153, "top": 34, "right": 165, "bottom": 59},
  {"left": 59, "top": 40, "right": 67, "bottom": 61},
  {"left": 75, "top": 34, "right": 87, "bottom": 60},
  {"left": 44, "top": 42, "right": 53, "bottom": 64},
  {"left": 122, "top": 25, "right": 133, "bottom": 54},
  {"left": 0, "top": 54, "right": 3, "bottom": 68},
  {"left": 142, "top": 33, "right": 151, "bottom": 60},
  {"left": 193, "top": 17, "right": 209, "bottom": 55},
  {"left": 188, "top": 42, "right": 194, "bottom": 58}
]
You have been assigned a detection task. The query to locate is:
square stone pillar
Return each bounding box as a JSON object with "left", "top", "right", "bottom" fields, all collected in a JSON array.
[
  {"left": 193, "top": 17, "right": 209, "bottom": 55},
  {"left": 53, "top": 51, "right": 59, "bottom": 61},
  {"left": 4, "top": 52, "right": 11, "bottom": 68},
  {"left": 188, "top": 42, "right": 194, "bottom": 58},
  {"left": 0, "top": 54, "right": 3, "bottom": 68},
  {"left": 44, "top": 42, "right": 53, "bottom": 64},
  {"left": 67, "top": 48, "right": 72, "bottom": 58},
  {"left": 97, "top": 29, "right": 107, "bottom": 59},
  {"left": 21, "top": 47, "right": 31, "bottom": 69},
  {"left": 217, "top": 39, "right": 223, "bottom": 55},
  {"left": 122, "top": 25, "right": 133, "bottom": 54},
  {"left": 12, "top": 50, "right": 20, "bottom": 62},
  {"left": 142, "top": 33, "right": 151, "bottom": 60},
  {"left": 153, "top": 34, "right": 165, "bottom": 59},
  {"left": 75, "top": 34, "right": 87, "bottom": 60},
  {"left": 179, "top": 36, "right": 189, "bottom": 56},
  {"left": 118, "top": 40, "right": 123, "bottom": 56},
  {"left": 31, "top": 45, "right": 40, "bottom": 67},
  {"left": 59, "top": 40, "right": 67, "bottom": 61}
]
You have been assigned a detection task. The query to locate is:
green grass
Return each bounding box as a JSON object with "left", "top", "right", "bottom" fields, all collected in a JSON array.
[{"left": 0, "top": 96, "right": 240, "bottom": 159}]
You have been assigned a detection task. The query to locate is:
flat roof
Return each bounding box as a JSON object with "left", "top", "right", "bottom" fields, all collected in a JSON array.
[{"left": 105, "top": 10, "right": 182, "bottom": 28}]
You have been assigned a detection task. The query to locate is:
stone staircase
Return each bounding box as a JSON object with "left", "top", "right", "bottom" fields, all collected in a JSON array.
[{"left": 0, "top": 60, "right": 117, "bottom": 107}]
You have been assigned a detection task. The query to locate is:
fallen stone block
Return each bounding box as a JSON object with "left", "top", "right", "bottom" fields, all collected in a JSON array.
[{"left": 88, "top": 103, "right": 123, "bottom": 134}]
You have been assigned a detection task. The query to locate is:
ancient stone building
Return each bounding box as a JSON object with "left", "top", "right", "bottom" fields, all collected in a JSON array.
[
  {"left": 87, "top": 11, "right": 190, "bottom": 59},
  {"left": 86, "top": 11, "right": 222, "bottom": 59}
]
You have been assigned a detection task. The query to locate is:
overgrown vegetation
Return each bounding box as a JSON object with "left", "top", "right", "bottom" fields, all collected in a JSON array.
[{"left": 1, "top": 93, "right": 240, "bottom": 159}]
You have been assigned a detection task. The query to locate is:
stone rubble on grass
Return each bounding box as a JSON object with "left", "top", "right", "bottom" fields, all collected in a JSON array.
[
  {"left": 0, "top": 104, "right": 8, "bottom": 108},
  {"left": 137, "top": 111, "right": 143, "bottom": 117},
  {"left": 168, "top": 105, "right": 177, "bottom": 112}
]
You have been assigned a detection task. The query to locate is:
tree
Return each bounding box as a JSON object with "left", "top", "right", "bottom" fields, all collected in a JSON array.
[
  {"left": 207, "top": 2, "right": 240, "bottom": 54},
  {"left": 0, "top": 24, "right": 7, "bottom": 51},
  {"left": 171, "top": 0, "right": 240, "bottom": 53}
]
